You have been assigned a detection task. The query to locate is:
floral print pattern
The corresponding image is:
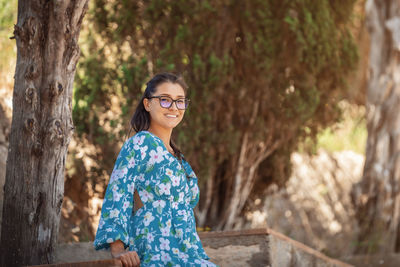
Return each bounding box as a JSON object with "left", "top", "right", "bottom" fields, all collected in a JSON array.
[{"left": 94, "top": 131, "right": 218, "bottom": 267}]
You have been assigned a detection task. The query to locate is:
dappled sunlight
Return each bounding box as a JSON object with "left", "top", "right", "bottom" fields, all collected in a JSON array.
[
  {"left": 245, "top": 210, "right": 267, "bottom": 228},
  {"left": 317, "top": 100, "right": 367, "bottom": 154},
  {"left": 242, "top": 149, "right": 365, "bottom": 257}
]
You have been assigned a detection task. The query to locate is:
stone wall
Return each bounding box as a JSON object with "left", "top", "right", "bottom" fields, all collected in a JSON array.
[{"left": 50, "top": 228, "right": 352, "bottom": 267}]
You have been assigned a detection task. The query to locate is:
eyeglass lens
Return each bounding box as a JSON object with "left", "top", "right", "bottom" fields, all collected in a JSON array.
[{"left": 159, "top": 97, "right": 188, "bottom": 109}]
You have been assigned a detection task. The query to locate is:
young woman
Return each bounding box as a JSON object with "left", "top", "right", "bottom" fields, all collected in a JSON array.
[{"left": 93, "top": 72, "right": 218, "bottom": 267}]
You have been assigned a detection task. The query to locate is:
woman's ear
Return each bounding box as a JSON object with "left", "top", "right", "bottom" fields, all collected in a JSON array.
[{"left": 143, "top": 98, "right": 150, "bottom": 112}]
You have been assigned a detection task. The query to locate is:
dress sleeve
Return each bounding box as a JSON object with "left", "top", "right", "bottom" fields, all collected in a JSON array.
[
  {"left": 93, "top": 138, "right": 139, "bottom": 251},
  {"left": 182, "top": 158, "right": 200, "bottom": 208}
]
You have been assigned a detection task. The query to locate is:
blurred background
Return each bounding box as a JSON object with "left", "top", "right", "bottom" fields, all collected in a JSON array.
[{"left": 0, "top": 0, "right": 395, "bottom": 261}]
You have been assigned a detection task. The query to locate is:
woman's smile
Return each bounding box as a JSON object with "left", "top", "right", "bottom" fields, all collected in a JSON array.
[{"left": 165, "top": 114, "right": 178, "bottom": 118}]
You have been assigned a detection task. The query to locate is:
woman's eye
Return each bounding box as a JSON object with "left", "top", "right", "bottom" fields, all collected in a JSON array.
[
  {"left": 176, "top": 99, "right": 185, "bottom": 104},
  {"left": 160, "top": 97, "right": 171, "bottom": 103}
]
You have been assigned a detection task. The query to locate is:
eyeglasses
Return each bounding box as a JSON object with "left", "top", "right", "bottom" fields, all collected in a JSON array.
[{"left": 147, "top": 95, "right": 190, "bottom": 110}]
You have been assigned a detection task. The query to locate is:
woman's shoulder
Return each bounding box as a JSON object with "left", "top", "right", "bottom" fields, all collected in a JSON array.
[
  {"left": 117, "top": 131, "right": 153, "bottom": 159},
  {"left": 124, "top": 130, "right": 153, "bottom": 146},
  {"left": 122, "top": 130, "right": 166, "bottom": 163},
  {"left": 128, "top": 130, "right": 163, "bottom": 148}
]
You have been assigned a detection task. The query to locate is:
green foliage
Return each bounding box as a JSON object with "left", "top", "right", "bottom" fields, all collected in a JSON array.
[
  {"left": 0, "top": 0, "right": 17, "bottom": 72},
  {"left": 73, "top": 0, "right": 359, "bottom": 193},
  {"left": 299, "top": 101, "right": 367, "bottom": 154},
  {"left": 0, "top": 0, "right": 16, "bottom": 30},
  {"left": 316, "top": 116, "right": 366, "bottom": 153}
]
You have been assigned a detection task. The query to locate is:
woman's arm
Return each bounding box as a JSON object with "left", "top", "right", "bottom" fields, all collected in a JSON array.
[
  {"left": 110, "top": 240, "right": 125, "bottom": 257},
  {"left": 110, "top": 240, "right": 141, "bottom": 267},
  {"left": 93, "top": 139, "right": 137, "bottom": 251}
]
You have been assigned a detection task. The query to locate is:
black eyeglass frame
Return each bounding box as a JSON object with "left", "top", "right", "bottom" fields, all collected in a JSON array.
[{"left": 147, "top": 95, "right": 190, "bottom": 110}]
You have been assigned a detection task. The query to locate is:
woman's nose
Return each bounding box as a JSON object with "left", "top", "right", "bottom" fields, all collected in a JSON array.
[{"left": 169, "top": 101, "right": 179, "bottom": 110}]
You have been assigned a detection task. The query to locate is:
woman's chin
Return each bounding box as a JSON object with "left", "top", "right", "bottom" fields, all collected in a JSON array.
[{"left": 160, "top": 122, "right": 180, "bottom": 130}]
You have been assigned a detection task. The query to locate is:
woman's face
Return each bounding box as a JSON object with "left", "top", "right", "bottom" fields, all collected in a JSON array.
[{"left": 143, "top": 82, "right": 186, "bottom": 131}]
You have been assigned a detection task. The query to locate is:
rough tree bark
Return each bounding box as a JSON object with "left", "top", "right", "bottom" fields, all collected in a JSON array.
[
  {"left": 0, "top": 1, "right": 88, "bottom": 266},
  {"left": 351, "top": 0, "right": 400, "bottom": 253}
]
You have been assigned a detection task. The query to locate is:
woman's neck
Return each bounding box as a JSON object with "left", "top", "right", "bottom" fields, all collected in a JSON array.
[{"left": 147, "top": 126, "right": 173, "bottom": 152}]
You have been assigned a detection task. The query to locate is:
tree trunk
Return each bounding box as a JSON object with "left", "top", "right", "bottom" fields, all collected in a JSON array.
[
  {"left": 0, "top": 1, "right": 88, "bottom": 266},
  {"left": 351, "top": 0, "right": 400, "bottom": 253},
  {"left": 197, "top": 104, "right": 292, "bottom": 230}
]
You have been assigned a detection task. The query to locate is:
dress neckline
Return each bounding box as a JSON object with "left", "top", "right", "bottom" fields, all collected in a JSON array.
[
  {"left": 141, "top": 130, "right": 192, "bottom": 179},
  {"left": 141, "top": 130, "right": 179, "bottom": 159}
]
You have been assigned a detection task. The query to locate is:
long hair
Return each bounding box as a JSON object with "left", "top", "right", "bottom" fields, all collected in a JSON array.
[{"left": 129, "top": 72, "right": 188, "bottom": 160}]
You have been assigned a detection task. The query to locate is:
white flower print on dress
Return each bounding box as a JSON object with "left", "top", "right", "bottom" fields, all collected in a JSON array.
[
  {"left": 118, "top": 167, "right": 128, "bottom": 178},
  {"left": 160, "top": 226, "right": 170, "bottom": 236},
  {"left": 143, "top": 211, "right": 155, "bottom": 226},
  {"left": 183, "top": 238, "right": 192, "bottom": 249},
  {"left": 165, "top": 168, "right": 174, "bottom": 177},
  {"left": 159, "top": 238, "right": 170, "bottom": 250},
  {"left": 122, "top": 201, "right": 130, "bottom": 212},
  {"left": 109, "top": 209, "right": 119, "bottom": 218},
  {"left": 195, "top": 259, "right": 209, "bottom": 267},
  {"left": 160, "top": 251, "right": 171, "bottom": 264},
  {"left": 137, "top": 173, "right": 145, "bottom": 182},
  {"left": 178, "top": 191, "right": 184, "bottom": 202},
  {"left": 111, "top": 184, "right": 118, "bottom": 192},
  {"left": 140, "top": 190, "right": 153, "bottom": 202},
  {"left": 128, "top": 157, "right": 135, "bottom": 169},
  {"left": 172, "top": 247, "right": 179, "bottom": 254},
  {"left": 179, "top": 252, "right": 189, "bottom": 262},
  {"left": 140, "top": 145, "right": 148, "bottom": 160},
  {"left": 151, "top": 254, "right": 160, "bottom": 261},
  {"left": 191, "top": 185, "right": 199, "bottom": 196},
  {"left": 109, "top": 171, "right": 120, "bottom": 184},
  {"left": 171, "top": 175, "right": 180, "bottom": 187},
  {"left": 112, "top": 191, "right": 122, "bottom": 202},
  {"left": 127, "top": 182, "right": 134, "bottom": 194},
  {"left": 147, "top": 232, "right": 155, "bottom": 243},
  {"left": 175, "top": 228, "right": 183, "bottom": 238},
  {"left": 133, "top": 135, "right": 145, "bottom": 149},
  {"left": 177, "top": 210, "right": 188, "bottom": 221},
  {"left": 152, "top": 199, "right": 166, "bottom": 209},
  {"left": 149, "top": 146, "right": 166, "bottom": 165},
  {"left": 184, "top": 183, "right": 189, "bottom": 193},
  {"left": 98, "top": 218, "right": 105, "bottom": 229},
  {"left": 158, "top": 182, "right": 171, "bottom": 195}
]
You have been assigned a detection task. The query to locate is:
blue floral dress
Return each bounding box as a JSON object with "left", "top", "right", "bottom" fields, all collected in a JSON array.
[{"left": 94, "top": 130, "right": 218, "bottom": 267}]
